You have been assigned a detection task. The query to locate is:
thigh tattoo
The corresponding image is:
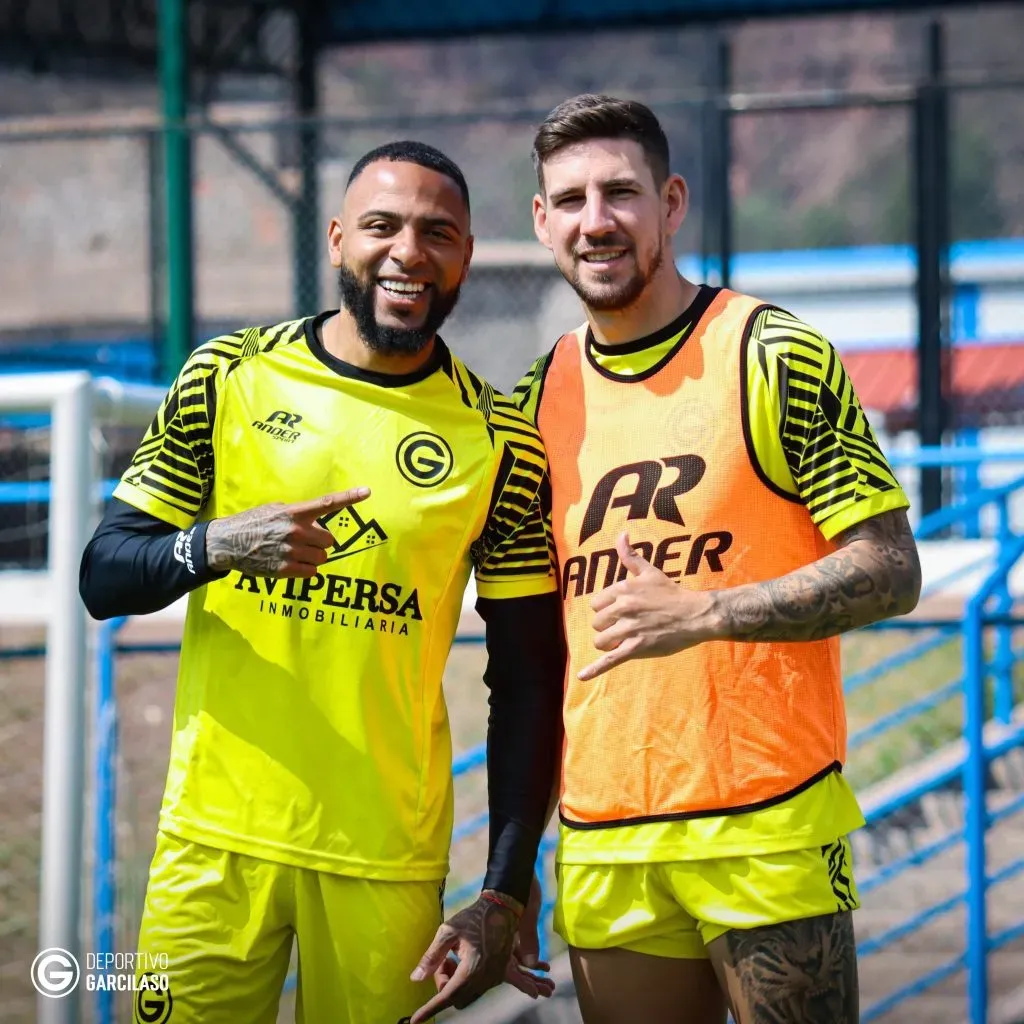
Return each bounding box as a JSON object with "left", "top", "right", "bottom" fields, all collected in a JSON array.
[{"left": 718, "top": 912, "right": 858, "bottom": 1024}]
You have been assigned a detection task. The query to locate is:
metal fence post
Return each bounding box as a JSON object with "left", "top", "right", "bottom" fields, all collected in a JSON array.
[
  {"left": 963, "top": 587, "right": 990, "bottom": 1024},
  {"left": 92, "top": 617, "right": 125, "bottom": 1024},
  {"left": 158, "top": 0, "right": 194, "bottom": 377},
  {"left": 993, "top": 496, "right": 1014, "bottom": 724},
  {"left": 914, "top": 20, "right": 951, "bottom": 519},
  {"left": 38, "top": 375, "right": 93, "bottom": 1024}
]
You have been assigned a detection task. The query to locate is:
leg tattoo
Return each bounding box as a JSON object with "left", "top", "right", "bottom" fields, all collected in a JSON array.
[{"left": 712, "top": 912, "right": 858, "bottom": 1024}]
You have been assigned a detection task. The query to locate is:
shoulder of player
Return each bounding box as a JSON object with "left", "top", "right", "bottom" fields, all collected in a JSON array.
[
  {"left": 745, "top": 304, "right": 834, "bottom": 366},
  {"left": 510, "top": 330, "right": 581, "bottom": 418},
  {"left": 742, "top": 304, "right": 840, "bottom": 400},
  {"left": 182, "top": 317, "right": 309, "bottom": 379},
  {"left": 441, "top": 351, "right": 546, "bottom": 451}
]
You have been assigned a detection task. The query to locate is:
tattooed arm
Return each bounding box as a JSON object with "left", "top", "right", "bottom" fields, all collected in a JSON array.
[
  {"left": 204, "top": 488, "right": 370, "bottom": 576},
  {"left": 577, "top": 508, "right": 920, "bottom": 681},
  {"left": 80, "top": 490, "right": 370, "bottom": 620},
  {"left": 711, "top": 508, "right": 921, "bottom": 642}
]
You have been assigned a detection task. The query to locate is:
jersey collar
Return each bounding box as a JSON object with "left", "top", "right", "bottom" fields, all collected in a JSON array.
[
  {"left": 305, "top": 310, "right": 446, "bottom": 388},
  {"left": 585, "top": 285, "right": 719, "bottom": 383}
]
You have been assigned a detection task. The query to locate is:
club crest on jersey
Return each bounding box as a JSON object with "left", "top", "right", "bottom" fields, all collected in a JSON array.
[
  {"left": 251, "top": 409, "right": 303, "bottom": 443},
  {"left": 396, "top": 431, "right": 454, "bottom": 487}
]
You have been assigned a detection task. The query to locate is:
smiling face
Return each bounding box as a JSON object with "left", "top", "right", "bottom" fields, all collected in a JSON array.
[
  {"left": 533, "top": 138, "right": 686, "bottom": 313},
  {"left": 328, "top": 159, "right": 473, "bottom": 355}
]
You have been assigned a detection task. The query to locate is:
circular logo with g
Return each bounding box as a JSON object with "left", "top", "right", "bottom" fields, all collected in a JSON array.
[
  {"left": 136, "top": 976, "right": 173, "bottom": 1024},
  {"left": 396, "top": 432, "right": 454, "bottom": 488},
  {"left": 31, "top": 948, "right": 80, "bottom": 998}
]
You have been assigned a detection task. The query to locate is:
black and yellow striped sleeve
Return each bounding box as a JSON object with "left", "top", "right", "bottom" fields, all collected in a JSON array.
[
  {"left": 510, "top": 353, "right": 550, "bottom": 427},
  {"left": 472, "top": 392, "right": 557, "bottom": 599},
  {"left": 745, "top": 308, "right": 910, "bottom": 540},
  {"left": 112, "top": 332, "right": 246, "bottom": 529}
]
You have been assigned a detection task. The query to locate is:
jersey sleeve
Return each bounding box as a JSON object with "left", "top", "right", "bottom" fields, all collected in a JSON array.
[
  {"left": 510, "top": 353, "right": 551, "bottom": 427},
  {"left": 745, "top": 307, "right": 910, "bottom": 540},
  {"left": 472, "top": 393, "right": 558, "bottom": 600},
  {"left": 112, "top": 338, "right": 231, "bottom": 529}
]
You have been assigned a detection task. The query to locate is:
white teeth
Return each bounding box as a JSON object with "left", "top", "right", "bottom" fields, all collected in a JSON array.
[
  {"left": 379, "top": 280, "right": 426, "bottom": 294},
  {"left": 582, "top": 251, "right": 625, "bottom": 262}
]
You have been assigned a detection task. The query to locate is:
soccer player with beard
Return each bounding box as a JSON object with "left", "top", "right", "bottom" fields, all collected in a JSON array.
[
  {"left": 513, "top": 96, "right": 922, "bottom": 1024},
  {"left": 79, "top": 141, "right": 564, "bottom": 1024}
]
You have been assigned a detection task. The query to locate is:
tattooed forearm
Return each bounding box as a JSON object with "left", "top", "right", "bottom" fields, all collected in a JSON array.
[
  {"left": 711, "top": 912, "right": 859, "bottom": 1024},
  {"left": 205, "top": 505, "right": 300, "bottom": 574},
  {"left": 713, "top": 509, "right": 921, "bottom": 642}
]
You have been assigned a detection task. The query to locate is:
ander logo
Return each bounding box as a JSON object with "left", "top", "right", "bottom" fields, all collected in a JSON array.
[
  {"left": 252, "top": 409, "right": 303, "bottom": 443},
  {"left": 581, "top": 455, "right": 706, "bottom": 543},
  {"left": 396, "top": 432, "right": 454, "bottom": 487}
]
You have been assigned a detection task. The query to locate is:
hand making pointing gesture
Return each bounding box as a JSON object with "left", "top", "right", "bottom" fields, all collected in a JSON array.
[{"left": 205, "top": 487, "right": 371, "bottom": 578}]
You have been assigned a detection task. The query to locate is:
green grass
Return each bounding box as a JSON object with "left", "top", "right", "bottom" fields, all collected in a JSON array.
[{"left": 844, "top": 627, "right": 1024, "bottom": 790}]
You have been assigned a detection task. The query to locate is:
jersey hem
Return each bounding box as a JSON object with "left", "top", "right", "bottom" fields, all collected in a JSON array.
[
  {"left": 475, "top": 574, "right": 558, "bottom": 600},
  {"left": 554, "top": 813, "right": 867, "bottom": 865},
  {"left": 159, "top": 815, "right": 450, "bottom": 881},
  {"left": 112, "top": 483, "right": 195, "bottom": 531},
  {"left": 817, "top": 489, "right": 910, "bottom": 540},
  {"left": 560, "top": 762, "right": 842, "bottom": 830}
]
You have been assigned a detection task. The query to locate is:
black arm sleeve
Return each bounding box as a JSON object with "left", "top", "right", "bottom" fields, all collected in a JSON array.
[
  {"left": 79, "top": 498, "right": 227, "bottom": 620},
  {"left": 477, "top": 591, "right": 565, "bottom": 906}
]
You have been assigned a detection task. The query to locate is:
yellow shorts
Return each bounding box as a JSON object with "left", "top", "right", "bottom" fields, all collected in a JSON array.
[
  {"left": 555, "top": 837, "right": 859, "bottom": 959},
  {"left": 133, "top": 830, "right": 443, "bottom": 1024}
]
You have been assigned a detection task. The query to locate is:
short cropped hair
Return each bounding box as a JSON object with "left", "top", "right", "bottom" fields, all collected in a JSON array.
[
  {"left": 347, "top": 140, "right": 470, "bottom": 213},
  {"left": 531, "top": 94, "right": 670, "bottom": 189}
]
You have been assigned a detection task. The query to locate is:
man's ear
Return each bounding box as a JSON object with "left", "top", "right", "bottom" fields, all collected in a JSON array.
[
  {"left": 461, "top": 234, "right": 475, "bottom": 285},
  {"left": 327, "top": 216, "right": 344, "bottom": 268},
  {"left": 533, "top": 194, "right": 552, "bottom": 250},
  {"left": 664, "top": 174, "right": 689, "bottom": 236}
]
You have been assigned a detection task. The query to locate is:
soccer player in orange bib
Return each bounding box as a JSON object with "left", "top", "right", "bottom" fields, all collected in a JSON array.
[
  {"left": 514, "top": 95, "right": 923, "bottom": 1024},
  {"left": 80, "top": 141, "right": 563, "bottom": 1024}
]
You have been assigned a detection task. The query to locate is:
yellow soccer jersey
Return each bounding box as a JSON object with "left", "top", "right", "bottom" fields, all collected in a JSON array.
[
  {"left": 115, "top": 313, "right": 556, "bottom": 880},
  {"left": 514, "top": 290, "right": 908, "bottom": 863}
]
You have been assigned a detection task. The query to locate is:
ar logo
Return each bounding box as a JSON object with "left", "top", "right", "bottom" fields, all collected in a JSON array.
[
  {"left": 265, "top": 409, "right": 302, "bottom": 427},
  {"left": 580, "top": 455, "right": 706, "bottom": 543}
]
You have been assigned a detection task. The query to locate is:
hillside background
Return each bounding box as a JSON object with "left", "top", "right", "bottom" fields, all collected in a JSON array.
[{"left": 0, "top": 4, "right": 1021, "bottom": 348}]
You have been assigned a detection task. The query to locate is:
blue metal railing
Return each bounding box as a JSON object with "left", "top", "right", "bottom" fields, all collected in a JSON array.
[{"left": 0, "top": 444, "right": 1017, "bottom": 1022}]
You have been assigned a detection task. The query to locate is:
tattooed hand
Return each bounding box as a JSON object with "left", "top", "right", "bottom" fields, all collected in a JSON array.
[
  {"left": 408, "top": 890, "right": 554, "bottom": 1023},
  {"left": 577, "top": 531, "right": 716, "bottom": 681},
  {"left": 204, "top": 487, "right": 370, "bottom": 577},
  {"left": 578, "top": 509, "right": 921, "bottom": 681}
]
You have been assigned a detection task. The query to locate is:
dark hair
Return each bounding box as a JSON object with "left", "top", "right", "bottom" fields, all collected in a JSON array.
[
  {"left": 346, "top": 140, "right": 470, "bottom": 212},
  {"left": 532, "top": 94, "right": 670, "bottom": 188}
]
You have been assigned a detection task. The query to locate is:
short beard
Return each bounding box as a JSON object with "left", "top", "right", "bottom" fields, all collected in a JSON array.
[
  {"left": 566, "top": 238, "right": 665, "bottom": 312},
  {"left": 337, "top": 264, "right": 461, "bottom": 356}
]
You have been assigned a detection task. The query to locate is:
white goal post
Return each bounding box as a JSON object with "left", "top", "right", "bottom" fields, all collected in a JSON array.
[{"left": 0, "top": 372, "right": 163, "bottom": 1024}]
